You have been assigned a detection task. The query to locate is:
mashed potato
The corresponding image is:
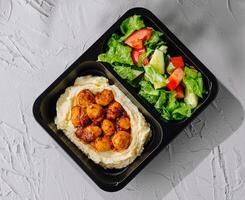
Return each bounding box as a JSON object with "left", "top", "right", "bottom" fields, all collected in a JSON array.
[{"left": 55, "top": 75, "right": 151, "bottom": 169}]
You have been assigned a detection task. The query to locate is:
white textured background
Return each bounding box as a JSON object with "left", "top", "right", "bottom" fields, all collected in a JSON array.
[{"left": 0, "top": 0, "right": 245, "bottom": 199}]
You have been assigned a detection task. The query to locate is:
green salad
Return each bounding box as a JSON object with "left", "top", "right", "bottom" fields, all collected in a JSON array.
[{"left": 98, "top": 15, "right": 205, "bottom": 121}]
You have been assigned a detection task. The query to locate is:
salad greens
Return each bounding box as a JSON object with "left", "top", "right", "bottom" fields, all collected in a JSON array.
[
  {"left": 154, "top": 91, "right": 168, "bottom": 112},
  {"left": 98, "top": 15, "right": 206, "bottom": 121},
  {"left": 120, "top": 15, "right": 145, "bottom": 41},
  {"left": 145, "top": 30, "right": 165, "bottom": 49},
  {"left": 139, "top": 80, "right": 160, "bottom": 104},
  {"left": 144, "top": 66, "right": 167, "bottom": 89},
  {"left": 113, "top": 65, "right": 144, "bottom": 81},
  {"left": 183, "top": 66, "right": 204, "bottom": 98},
  {"left": 98, "top": 34, "right": 133, "bottom": 65},
  {"left": 172, "top": 103, "right": 192, "bottom": 120},
  {"left": 149, "top": 45, "right": 167, "bottom": 74}
]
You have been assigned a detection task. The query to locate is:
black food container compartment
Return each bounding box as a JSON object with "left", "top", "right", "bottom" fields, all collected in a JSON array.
[{"left": 33, "top": 7, "right": 218, "bottom": 192}]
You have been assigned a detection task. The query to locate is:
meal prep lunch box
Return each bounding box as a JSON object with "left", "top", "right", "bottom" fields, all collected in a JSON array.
[{"left": 33, "top": 7, "right": 218, "bottom": 192}]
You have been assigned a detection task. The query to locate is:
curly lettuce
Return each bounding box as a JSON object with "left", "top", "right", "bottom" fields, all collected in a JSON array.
[
  {"left": 98, "top": 34, "right": 133, "bottom": 65},
  {"left": 144, "top": 66, "right": 167, "bottom": 89},
  {"left": 113, "top": 65, "right": 143, "bottom": 81},
  {"left": 120, "top": 15, "right": 145, "bottom": 41},
  {"left": 154, "top": 91, "right": 168, "bottom": 112},
  {"left": 172, "top": 103, "right": 192, "bottom": 120},
  {"left": 183, "top": 66, "right": 204, "bottom": 98},
  {"left": 145, "top": 30, "right": 164, "bottom": 49},
  {"left": 139, "top": 80, "right": 160, "bottom": 104}
]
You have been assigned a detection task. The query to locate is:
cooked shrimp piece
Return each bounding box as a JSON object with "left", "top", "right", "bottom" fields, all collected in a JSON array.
[
  {"left": 101, "top": 119, "right": 115, "bottom": 136},
  {"left": 112, "top": 131, "right": 131, "bottom": 150},
  {"left": 94, "top": 136, "right": 112, "bottom": 152},
  {"left": 80, "top": 107, "right": 91, "bottom": 127},
  {"left": 95, "top": 89, "right": 114, "bottom": 106},
  {"left": 76, "top": 89, "right": 95, "bottom": 108},
  {"left": 71, "top": 106, "right": 81, "bottom": 127},
  {"left": 75, "top": 125, "right": 102, "bottom": 143},
  {"left": 106, "top": 101, "right": 123, "bottom": 120},
  {"left": 117, "top": 116, "right": 131, "bottom": 130},
  {"left": 86, "top": 104, "right": 104, "bottom": 122},
  {"left": 75, "top": 126, "right": 84, "bottom": 139}
]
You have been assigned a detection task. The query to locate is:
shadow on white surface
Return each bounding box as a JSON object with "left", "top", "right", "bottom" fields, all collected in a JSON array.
[
  {"left": 88, "top": 81, "right": 244, "bottom": 198},
  {"left": 1, "top": 0, "right": 245, "bottom": 198},
  {"left": 54, "top": 1, "right": 245, "bottom": 198}
]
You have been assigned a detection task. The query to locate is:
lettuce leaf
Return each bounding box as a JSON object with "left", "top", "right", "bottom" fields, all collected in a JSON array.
[
  {"left": 139, "top": 81, "right": 193, "bottom": 121},
  {"left": 160, "top": 108, "right": 171, "bottom": 120},
  {"left": 155, "top": 90, "right": 178, "bottom": 120},
  {"left": 165, "top": 91, "right": 179, "bottom": 112},
  {"left": 157, "top": 91, "right": 192, "bottom": 120},
  {"left": 183, "top": 66, "right": 204, "bottom": 98},
  {"left": 144, "top": 66, "right": 167, "bottom": 89},
  {"left": 172, "top": 102, "right": 192, "bottom": 120},
  {"left": 154, "top": 91, "right": 168, "bottom": 112},
  {"left": 113, "top": 65, "right": 144, "bottom": 81},
  {"left": 139, "top": 80, "right": 160, "bottom": 104},
  {"left": 145, "top": 30, "right": 164, "bottom": 48},
  {"left": 98, "top": 34, "right": 133, "bottom": 65},
  {"left": 120, "top": 15, "right": 145, "bottom": 41},
  {"left": 184, "top": 66, "right": 198, "bottom": 78}
]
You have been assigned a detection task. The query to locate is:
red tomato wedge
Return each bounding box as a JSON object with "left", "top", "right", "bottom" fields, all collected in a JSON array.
[
  {"left": 169, "top": 56, "right": 184, "bottom": 68},
  {"left": 131, "top": 48, "right": 149, "bottom": 66},
  {"left": 175, "top": 85, "right": 185, "bottom": 99},
  {"left": 125, "top": 28, "right": 153, "bottom": 49},
  {"left": 167, "top": 68, "right": 185, "bottom": 90}
]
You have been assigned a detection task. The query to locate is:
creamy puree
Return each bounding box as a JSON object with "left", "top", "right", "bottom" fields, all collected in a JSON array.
[{"left": 55, "top": 75, "right": 151, "bottom": 169}]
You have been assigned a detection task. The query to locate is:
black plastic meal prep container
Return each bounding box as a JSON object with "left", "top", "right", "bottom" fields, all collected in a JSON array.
[{"left": 33, "top": 7, "right": 218, "bottom": 192}]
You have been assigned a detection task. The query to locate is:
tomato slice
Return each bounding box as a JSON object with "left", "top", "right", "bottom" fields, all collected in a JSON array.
[
  {"left": 167, "top": 68, "right": 185, "bottom": 90},
  {"left": 169, "top": 56, "right": 184, "bottom": 68},
  {"left": 131, "top": 48, "right": 149, "bottom": 66},
  {"left": 143, "top": 57, "right": 149, "bottom": 65},
  {"left": 175, "top": 85, "right": 184, "bottom": 99},
  {"left": 125, "top": 28, "right": 153, "bottom": 49}
]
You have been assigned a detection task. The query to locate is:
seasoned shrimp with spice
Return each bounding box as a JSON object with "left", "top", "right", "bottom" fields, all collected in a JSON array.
[
  {"left": 55, "top": 75, "right": 151, "bottom": 169},
  {"left": 95, "top": 89, "right": 114, "bottom": 106},
  {"left": 106, "top": 101, "right": 123, "bottom": 120},
  {"left": 76, "top": 89, "right": 95, "bottom": 108}
]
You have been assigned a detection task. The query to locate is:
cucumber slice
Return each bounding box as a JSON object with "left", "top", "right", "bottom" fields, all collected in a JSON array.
[
  {"left": 167, "top": 62, "right": 175, "bottom": 74},
  {"left": 149, "top": 45, "right": 167, "bottom": 74},
  {"left": 144, "top": 66, "right": 167, "bottom": 89},
  {"left": 184, "top": 88, "right": 198, "bottom": 108}
]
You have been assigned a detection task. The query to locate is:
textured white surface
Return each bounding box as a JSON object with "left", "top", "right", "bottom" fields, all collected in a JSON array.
[{"left": 0, "top": 0, "right": 245, "bottom": 199}]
